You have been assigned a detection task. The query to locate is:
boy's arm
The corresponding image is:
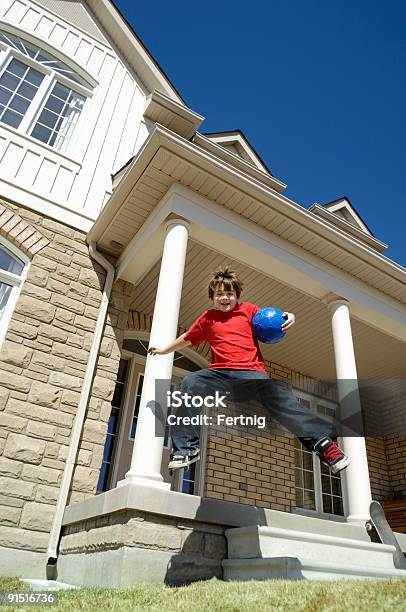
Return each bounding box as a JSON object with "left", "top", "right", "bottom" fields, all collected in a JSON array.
[{"left": 148, "top": 332, "right": 192, "bottom": 356}]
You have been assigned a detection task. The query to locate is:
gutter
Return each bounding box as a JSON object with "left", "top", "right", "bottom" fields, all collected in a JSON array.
[{"left": 46, "top": 242, "right": 115, "bottom": 572}]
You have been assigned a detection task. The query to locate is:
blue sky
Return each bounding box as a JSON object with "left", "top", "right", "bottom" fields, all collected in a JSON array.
[{"left": 115, "top": 0, "right": 405, "bottom": 266}]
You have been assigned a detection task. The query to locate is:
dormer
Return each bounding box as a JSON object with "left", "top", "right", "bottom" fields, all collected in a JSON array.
[
  {"left": 205, "top": 130, "right": 270, "bottom": 173},
  {"left": 309, "top": 197, "right": 388, "bottom": 253},
  {"left": 193, "top": 130, "right": 287, "bottom": 194}
]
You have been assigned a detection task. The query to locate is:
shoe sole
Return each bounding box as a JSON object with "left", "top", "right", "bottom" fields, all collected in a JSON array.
[
  {"left": 321, "top": 456, "right": 351, "bottom": 474},
  {"left": 168, "top": 453, "right": 200, "bottom": 470}
]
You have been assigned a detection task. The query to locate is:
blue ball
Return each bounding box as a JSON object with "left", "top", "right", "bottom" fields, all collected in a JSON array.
[{"left": 252, "top": 307, "right": 286, "bottom": 344}]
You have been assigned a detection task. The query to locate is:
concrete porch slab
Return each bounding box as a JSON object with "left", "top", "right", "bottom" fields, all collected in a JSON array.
[{"left": 223, "top": 557, "right": 406, "bottom": 581}]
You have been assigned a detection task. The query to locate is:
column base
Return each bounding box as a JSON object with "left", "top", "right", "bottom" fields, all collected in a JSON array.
[
  {"left": 346, "top": 514, "right": 370, "bottom": 524},
  {"left": 117, "top": 474, "right": 171, "bottom": 490}
]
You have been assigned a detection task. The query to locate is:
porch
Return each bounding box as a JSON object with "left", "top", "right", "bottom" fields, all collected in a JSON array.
[{"left": 55, "top": 122, "right": 406, "bottom": 585}]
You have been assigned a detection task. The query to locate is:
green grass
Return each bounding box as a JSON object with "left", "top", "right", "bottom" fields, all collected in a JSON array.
[{"left": 1, "top": 576, "right": 406, "bottom": 611}]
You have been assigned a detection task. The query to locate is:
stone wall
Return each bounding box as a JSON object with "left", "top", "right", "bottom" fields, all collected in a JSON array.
[
  {"left": 0, "top": 197, "right": 133, "bottom": 553},
  {"left": 59, "top": 509, "right": 226, "bottom": 586}
]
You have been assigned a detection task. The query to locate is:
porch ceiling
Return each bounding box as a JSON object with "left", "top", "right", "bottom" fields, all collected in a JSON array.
[
  {"left": 129, "top": 241, "right": 406, "bottom": 382},
  {"left": 87, "top": 124, "right": 406, "bottom": 306}
]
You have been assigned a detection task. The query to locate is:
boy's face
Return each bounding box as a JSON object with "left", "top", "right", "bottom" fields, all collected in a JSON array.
[{"left": 212, "top": 285, "right": 238, "bottom": 312}]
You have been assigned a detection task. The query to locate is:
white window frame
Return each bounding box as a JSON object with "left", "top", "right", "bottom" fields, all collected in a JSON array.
[
  {"left": 0, "top": 236, "right": 30, "bottom": 349},
  {"left": 0, "top": 35, "right": 93, "bottom": 156},
  {"left": 293, "top": 389, "right": 346, "bottom": 519},
  {"left": 110, "top": 331, "right": 208, "bottom": 496}
]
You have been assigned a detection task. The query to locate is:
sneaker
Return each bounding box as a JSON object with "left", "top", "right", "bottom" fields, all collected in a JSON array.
[
  {"left": 168, "top": 450, "right": 200, "bottom": 470},
  {"left": 315, "top": 439, "right": 351, "bottom": 474}
]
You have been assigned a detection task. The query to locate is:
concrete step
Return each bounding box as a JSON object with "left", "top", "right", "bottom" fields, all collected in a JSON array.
[
  {"left": 223, "top": 556, "right": 406, "bottom": 581},
  {"left": 250, "top": 510, "right": 370, "bottom": 541},
  {"left": 226, "top": 525, "right": 396, "bottom": 569}
]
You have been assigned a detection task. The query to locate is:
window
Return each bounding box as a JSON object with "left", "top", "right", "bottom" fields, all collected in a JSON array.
[
  {"left": 0, "top": 29, "right": 91, "bottom": 153},
  {"left": 294, "top": 393, "right": 344, "bottom": 516},
  {"left": 0, "top": 238, "right": 28, "bottom": 347},
  {"left": 97, "top": 359, "right": 129, "bottom": 493},
  {"left": 129, "top": 373, "right": 143, "bottom": 440}
]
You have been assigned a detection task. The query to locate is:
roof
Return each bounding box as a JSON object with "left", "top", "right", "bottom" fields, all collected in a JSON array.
[{"left": 85, "top": 0, "right": 185, "bottom": 104}]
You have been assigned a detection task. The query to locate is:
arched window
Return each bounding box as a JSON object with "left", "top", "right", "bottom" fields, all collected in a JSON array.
[
  {"left": 0, "top": 237, "right": 29, "bottom": 347},
  {"left": 0, "top": 29, "right": 93, "bottom": 153}
]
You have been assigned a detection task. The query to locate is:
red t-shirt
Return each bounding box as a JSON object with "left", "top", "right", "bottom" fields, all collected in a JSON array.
[{"left": 184, "top": 302, "right": 266, "bottom": 372}]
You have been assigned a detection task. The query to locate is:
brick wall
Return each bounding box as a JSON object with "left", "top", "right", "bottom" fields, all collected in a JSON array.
[
  {"left": 128, "top": 310, "right": 397, "bottom": 512},
  {"left": 0, "top": 198, "right": 133, "bottom": 552}
]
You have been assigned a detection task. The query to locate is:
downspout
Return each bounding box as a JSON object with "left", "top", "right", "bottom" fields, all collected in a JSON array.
[{"left": 46, "top": 242, "right": 115, "bottom": 570}]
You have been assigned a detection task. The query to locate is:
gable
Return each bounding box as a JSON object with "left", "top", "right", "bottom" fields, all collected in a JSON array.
[
  {"left": 309, "top": 197, "right": 387, "bottom": 253},
  {"left": 31, "top": 0, "right": 108, "bottom": 44},
  {"left": 322, "top": 197, "right": 373, "bottom": 235},
  {"left": 204, "top": 131, "right": 271, "bottom": 175}
]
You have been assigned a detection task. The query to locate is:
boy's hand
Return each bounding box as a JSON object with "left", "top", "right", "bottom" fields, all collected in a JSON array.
[
  {"left": 147, "top": 346, "right": 167, "bottom": 356},
  {"left": 282, "top": 312, "right": 295, "bottom": 331}
]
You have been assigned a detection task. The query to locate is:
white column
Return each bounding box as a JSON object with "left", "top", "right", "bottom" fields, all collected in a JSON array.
[
  {"left": 119, "top": 218, "right": 189, "bottom": 489},
  {"left": 329, "top": 298, "right": 372, "bottom": 522}
]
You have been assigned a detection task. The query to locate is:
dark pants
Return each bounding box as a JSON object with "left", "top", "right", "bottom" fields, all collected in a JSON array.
[{"left": 170, "top": 368, "right": 336, "bottom": 455}]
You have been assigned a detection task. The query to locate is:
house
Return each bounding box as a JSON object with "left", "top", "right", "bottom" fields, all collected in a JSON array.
[{"left": 0, "top": 0, "right": 405, "bottom": 587}]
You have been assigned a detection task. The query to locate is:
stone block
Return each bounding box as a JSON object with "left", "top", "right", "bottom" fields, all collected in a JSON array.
[
  {"left": 36, "top": 485, "right": 59, "bottom": 504},
  {"left": 127, "top": 521, "right": 182, "bottom": 551},
  {"left": 27, "top": 420, "right": 56, "bottom": 441},
  {"left": 77, "top": 449, "right": 92, "bottom": 467},
  {"left": 0, "top": 476, "right": 36, "bottom": 500},
  {"left": 81, "top": 420, "right": 108, "bottom": 445},
  {"left": 6, "top": 398, "right": 74, "bottom": 427},
  {"left": 15, "top": 295, "right": 56, "bottom": 323},
  {"left": 71, "top": 465, "right": 99, "bottom": 493},
  {"left": 28, "top": 381, "right": 61, "bottom": 408},
  {"left": 0, "top": 456, "right": 23, "bottom": 477},
  {"left": 49, "top": 371, "right": 82, "bottom": 391},
  {"left": 42, "top": 219, "right": 75, "bottom": 237},
  {"left": 55, "top": 308, "right": 75, "bottom": 324},
  {"left": 72, "top": 253, "right": 92, "bottom": 269},
  {"left": 27, "top": 266, "right": 48, "bottom": 287},
  {"left": 30, "top": 255, "right": 57, "bottom": 272},
  {"left": 31, "top": 351, "right": 65, "bottom": 371},
  {"left": 61, "top": 389, "right": 80, "bottom": 407},
  {"left": 22, "top": 464, "right": 61, "bottom": 486},
  {"left": 0, "top": 525, "right": 48, "bottom": 551},
  {"left": 23, "top": 283, "right": 52, "bottom": 301},
  {"left": 204, "top": 533, "right": 227, "bottom": 559},
  {"left": 0, "top": 494, "right": 24, "bottom": 507},
  {"left": 8, "top": 320, "right": 38, "bottom": 340},
  {"left": 78, "top": 268, "right": 103, "bottom": 289},
  {"left": 0, "top": 370, "right": 31, "bottom": 393},
  {"left": 4, "top": 433, "right": 46, "bottom": 464},
  {"left": 0, "top": 412, "right": 27, "bottom": 433},
  {"left": 74, "top": 316, "right": 95, "bottom": 332},
  {"left": 0, "top": 504, "right": 21, "bottom": 526},
  {"left": 42, "top": 457, "right": 65, "bottom": 470},
  {"left": 51, "top": 342, "right": 88, "bottom": 364},
  {"left": 44, "top": 442, "right": 60, "bottom": 459},
  {"left": 39, "top": 323, "right": 68, "bottom": 343},
  {"left": 56, "top": 263, "right": 79, "bottom": 281},
  {"left": 91, "top": 376, "right": 115, "bottom": 400},
  {"left": 180, "top": 530, "right": 204, "bottom": 554},
  {"left": 67, "top": 282, "right": 88, "bottom": 299},
  {"left": 51, "top": 294, "right": 85, "bottom": 316},
  {"left": 0, "top": 341, "right": 32, "bottom": 368},
  {"left": 0, "top": 387, "right": 9, "bottom": 410}
]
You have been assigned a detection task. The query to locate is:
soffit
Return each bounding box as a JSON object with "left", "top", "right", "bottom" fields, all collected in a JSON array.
[
  {"left": 89, "top": 126, "right": 406, "bottom": 305},
  {"left": 129, "top": 241, "right": 406, "bottom": 383}
]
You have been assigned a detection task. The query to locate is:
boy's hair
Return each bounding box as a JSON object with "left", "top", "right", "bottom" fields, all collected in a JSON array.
[{"left": 208, "top": 266, "right": 243, "bottom": 299}]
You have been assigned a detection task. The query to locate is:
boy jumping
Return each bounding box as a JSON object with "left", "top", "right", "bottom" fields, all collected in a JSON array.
[{"left": 148, "top": 266, "right": 350, "bottom": 474}]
